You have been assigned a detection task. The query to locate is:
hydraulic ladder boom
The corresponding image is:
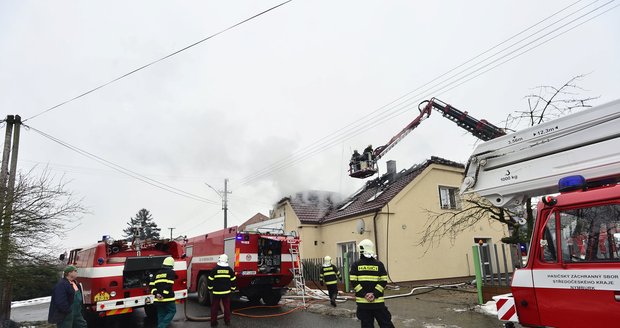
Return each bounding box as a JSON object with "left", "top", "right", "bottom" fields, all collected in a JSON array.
[
  {"left": 350, "top": 97, "right": 505, "bottom": 179},
  {"left": 460, "top": 99, "right": 620, "bottom": 207}
]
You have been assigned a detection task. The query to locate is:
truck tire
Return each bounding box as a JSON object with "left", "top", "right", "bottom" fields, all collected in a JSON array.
[
  {"left": 261, "top": 290, "right": 282, "bottom": 306},
  {"left": 197, "top": 274, "right": 212, "bottom": 306},
  {"left": 248, "top": 294, "right": 262, "bottom": 304}
]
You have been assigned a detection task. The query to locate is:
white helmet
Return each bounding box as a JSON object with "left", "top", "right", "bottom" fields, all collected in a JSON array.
[
  {"left": 323, "top": 255, "right": 332, "bottom": 267},
  {"left": 217, "top": 254, "right": 228, "bottom": 266},
  {"left": 359, "top": 239, "right": 375, "bottom": 258}
]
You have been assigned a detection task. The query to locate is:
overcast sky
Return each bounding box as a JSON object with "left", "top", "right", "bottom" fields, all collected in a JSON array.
[{"left": 0, "top": 1, "right": 618, "bottom": 251}]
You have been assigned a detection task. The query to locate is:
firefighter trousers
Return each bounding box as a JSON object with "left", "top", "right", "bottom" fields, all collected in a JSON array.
[
  {"left": 356, "top": 306, "right": 395, "bottom": 328},
  {"left": 155, "top": 301, "right": 176, "bottom": 328},
  {"left": 57, "top": 290, "right": 87, "bottom": 328},
  {"left": 211, "top": 294, "right": 231, "bottom": 324},
  {"left": 327, "top": 284, "right": 338, "bottom": 304}
]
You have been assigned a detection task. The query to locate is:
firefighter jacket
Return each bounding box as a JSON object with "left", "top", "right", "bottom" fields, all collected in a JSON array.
[
  {"left": 208, "top": 265, "right": 237, "bottom": 295},
  {"left": 320, "top": 264, "right": 341, "bottom": 285},
  {"left": 150, "top": 267, "right": 176, "bottom": 302},
  {"left": 349, "top": 256, "right": 388, "bottom": 309}
]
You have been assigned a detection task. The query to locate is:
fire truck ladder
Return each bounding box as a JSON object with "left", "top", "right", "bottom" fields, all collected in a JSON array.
[{"left": 288, "top": 241, "right": 307, "bottom": 306}]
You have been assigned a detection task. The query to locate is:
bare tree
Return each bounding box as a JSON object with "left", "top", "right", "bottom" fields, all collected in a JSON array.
[
  {"left": 417, "top": 75, "right": 598, "bottom": 249},
  {"left": 0, "top": 167, "right": 86, "bottom": 321}
]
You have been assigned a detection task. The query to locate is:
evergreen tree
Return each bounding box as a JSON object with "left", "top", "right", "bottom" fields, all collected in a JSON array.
[{"left": 123, "top": 209, "right": 161, "bottom": 240}]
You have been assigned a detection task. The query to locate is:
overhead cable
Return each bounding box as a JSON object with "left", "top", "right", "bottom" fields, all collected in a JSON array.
[
  {"left": 24, "top": 124, "right": 220, "bottom": 205},
  {"left": 23, "top": 0, "right": 293, "bottom": 122},
  {"left": 237, "top": 0, "right": 616, "bottom": 187}
]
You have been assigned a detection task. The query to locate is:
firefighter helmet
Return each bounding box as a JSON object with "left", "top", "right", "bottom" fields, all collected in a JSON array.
[
  {"left": 217, "top": 254, "right": 228, "bottom": 266},
  {"left": 359, "top": 239, "right": 375, "bottom": 258},
  {"left": 163, "top": 256, "right": 174, "bottom": 267},
  {"left": 323, "top": 255, "right": 332, "bottom": 267}
]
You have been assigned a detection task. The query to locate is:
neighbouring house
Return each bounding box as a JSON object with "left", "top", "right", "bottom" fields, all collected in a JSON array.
[
  {"left": 238, "top": 213, "right": 283, "bottom": 232},
  {"left": 272, "top": 156, "right": 509, "bottom": 283}
]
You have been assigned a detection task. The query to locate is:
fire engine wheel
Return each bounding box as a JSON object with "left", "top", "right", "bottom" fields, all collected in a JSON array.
[
  {"left": 503, "top": 323, "right": 515, "bottom": 328},
  {"left": 247, "top": 294, "right": 262, "bottom": 304},
  {"left": 261, "top": 291, "right": 282, "bottom": 306},
  {"left": 197, "top": 275, "right": 212, "bottom": 306}
]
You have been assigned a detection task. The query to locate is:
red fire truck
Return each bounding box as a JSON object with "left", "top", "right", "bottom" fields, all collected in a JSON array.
[
  {"left": 185, "top": 226, "right": 300, "bottom": 306},
  {"left": 63, "top": 236, "right": 188, "bottom": 318},
  {"left": 461, "top": 99, "right": 620, "bottom": 327}
]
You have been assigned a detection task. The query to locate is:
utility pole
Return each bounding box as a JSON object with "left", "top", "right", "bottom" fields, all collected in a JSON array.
[
  {"left": 0, "top": 115, "right": 20, "bottom": 320},
  {"left": 223, "top": 178, "right": 230, "bottom": 229},
  {"left": 205, "top": 178, "right": 232, "bottom": 229},
  {"left": 168, "top": 227, "right": 175, "bottom": 239}
]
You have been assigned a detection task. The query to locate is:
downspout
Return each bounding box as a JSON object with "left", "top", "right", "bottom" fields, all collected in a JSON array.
[{"left": 372, "top": 209, "right": 380, "bottom": 260}]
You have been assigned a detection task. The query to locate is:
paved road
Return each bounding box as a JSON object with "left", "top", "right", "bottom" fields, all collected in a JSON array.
[
  {"left": 12, "top": 289, "right": 513, "bottom": 327},
  {"left": 11, "top": 295, "right": 359, "bottom": 328}
]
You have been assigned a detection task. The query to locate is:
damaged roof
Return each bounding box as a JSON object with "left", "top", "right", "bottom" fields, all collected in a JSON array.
[
  {"left": 277, "top": 190, "right": 342, "bottom": 224},
  {"left": 281, "top": 156, "right": 464, "bottom": 224}
]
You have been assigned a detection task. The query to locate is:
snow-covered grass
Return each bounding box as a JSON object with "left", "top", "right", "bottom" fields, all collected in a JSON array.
[
  {"left": 11, "top": 296, "right": 51, "bottom": 308},
  {"left": 476, "top": 300, "right": 498, "bottom": 316}
]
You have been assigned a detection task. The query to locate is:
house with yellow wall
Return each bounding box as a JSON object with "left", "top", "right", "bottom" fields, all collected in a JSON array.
[{"left": 273, "top": 156, "right": 509, "bottom": 283}]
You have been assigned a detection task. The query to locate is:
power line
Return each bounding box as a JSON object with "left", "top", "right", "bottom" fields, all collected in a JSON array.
[
  {"left": 177, "top": 209, "right": 223, "bottom": 236},
  {"left": 237, "top": 0, "right": 616, "bottom": 187},
  {"left": 23, "top": 0, "right": 294, "bottom": 122},
  {"left": 23, "top": 124, "right": 220, "bottom": 205},
  {"left": 237, "top": 1, "right": 591, "bottom": 185},
  {"left": 238, "top": 0, "right": 606, "bottom": 186}
]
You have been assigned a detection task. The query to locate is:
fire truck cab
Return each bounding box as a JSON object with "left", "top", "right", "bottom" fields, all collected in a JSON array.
[
  {"left": 185, "top": 226, "right": 299, "bottom": 306},
  {"left": 461, "top": 99, "right": 620, "bottom": 327},
  {"left": 63, "top": 236, "right": 187, "bottom": 319}
]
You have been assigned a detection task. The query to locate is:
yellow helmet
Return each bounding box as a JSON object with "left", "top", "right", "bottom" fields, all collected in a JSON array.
[{"left": 163, "top": 256, "right": 174, "bottom": 267}]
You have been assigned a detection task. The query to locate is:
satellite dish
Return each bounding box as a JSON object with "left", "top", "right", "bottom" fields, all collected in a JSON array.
[{"left": 356, "top": 219, "right": 365, "bottom": 234}]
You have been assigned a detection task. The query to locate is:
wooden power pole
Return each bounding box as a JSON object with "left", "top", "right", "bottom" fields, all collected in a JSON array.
[{"left": 0, "top": 115, "right": 21, "bottom": 320}]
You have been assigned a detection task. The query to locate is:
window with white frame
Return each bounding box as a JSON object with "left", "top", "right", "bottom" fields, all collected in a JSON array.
[{"left": 439, "top": 186, "right": 460, "bottom": 209}]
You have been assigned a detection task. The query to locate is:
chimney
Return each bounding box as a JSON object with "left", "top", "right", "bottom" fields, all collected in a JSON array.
[{"left": 386, "top": 160, "right": 396, "bottom": 176}]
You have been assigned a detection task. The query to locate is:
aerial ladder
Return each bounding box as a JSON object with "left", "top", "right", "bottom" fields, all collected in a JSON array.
[
  {"left": 460, "top": 98, "right": 620, "bottom": 207},
  {"left": 349, "top": 97, "right": 506, "bottom": 179},
  {"left": 460, "top": 99, "right": 620, "bottom": 328}
]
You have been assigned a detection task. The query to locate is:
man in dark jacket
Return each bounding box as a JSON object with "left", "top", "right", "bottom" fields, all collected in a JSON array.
[
  {"left": 150, "top": 256, "right": 177, "bottom": 328},
  {"left": 48, "top": 265, "right": 88, "bottom": 328},
  {"left": 208, "top": 254, "right": 236, "bottom": 327},
  {"left": 349, "top": 239, "right": 394, "bottom": 328},
  {"left": 319, "top": 255, "right": 341, "bottom": 307}
]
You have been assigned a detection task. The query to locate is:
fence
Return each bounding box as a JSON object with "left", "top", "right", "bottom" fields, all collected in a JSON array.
[
  {"left": 476, "top": 243, "right": 523, "bottom": 287},
  {"left": 302, "top": 257, "right": 345, "bottom": 283}
]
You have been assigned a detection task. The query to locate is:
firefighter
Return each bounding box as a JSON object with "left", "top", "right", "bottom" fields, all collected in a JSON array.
[
  {"left": 320, "top": 255, "right": 341, "bottom": 307},
  {"left": 350, "top": 150, "right": 361, "bottom": 172},
  {"left": 349, "top": 239, "right": 394, "bottom": 328},
  {"left": 362, "top": 144, "right": 374, "bottom": 161},
  {"left": 48, "top": 265, "right": 88, "bottom": 328},
  {"left": 208, "top": 254, "right": 237, "bottom": 327},
  {"left": 150, "top": 256, "right": 177, "bottom": 328}
]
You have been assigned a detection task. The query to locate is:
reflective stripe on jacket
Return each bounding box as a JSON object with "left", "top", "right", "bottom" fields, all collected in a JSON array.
[
  {"left": 320, "top": 264, "right": 341, "bottom": 285},
  {"left": 150, "top": 267, "right": 176, "bottom": 302},
  {"left": 208, "top": 265, "right": 237, "bottom": 295},
  {"left": 349, "top": 257, "right": 388, "bottom": 308}
]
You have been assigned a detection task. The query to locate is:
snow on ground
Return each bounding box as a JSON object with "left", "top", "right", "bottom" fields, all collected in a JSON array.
[
  {"left": 476, "top": 301, "right": 498, "bottom": 316},
  {"left": 11, "top": 296, "right": 51, "bottom": 308}
]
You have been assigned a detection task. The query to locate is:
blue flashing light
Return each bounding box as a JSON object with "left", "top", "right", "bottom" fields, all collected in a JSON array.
[
  {"left": 558, "top": 175, "right": 586, "bottom": 193},
  {"left": 97, "top": 257, "right": 105, "bottom": 265},
  {"left": 236, "top": 235, "right": 243, "bottom": 240}
]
